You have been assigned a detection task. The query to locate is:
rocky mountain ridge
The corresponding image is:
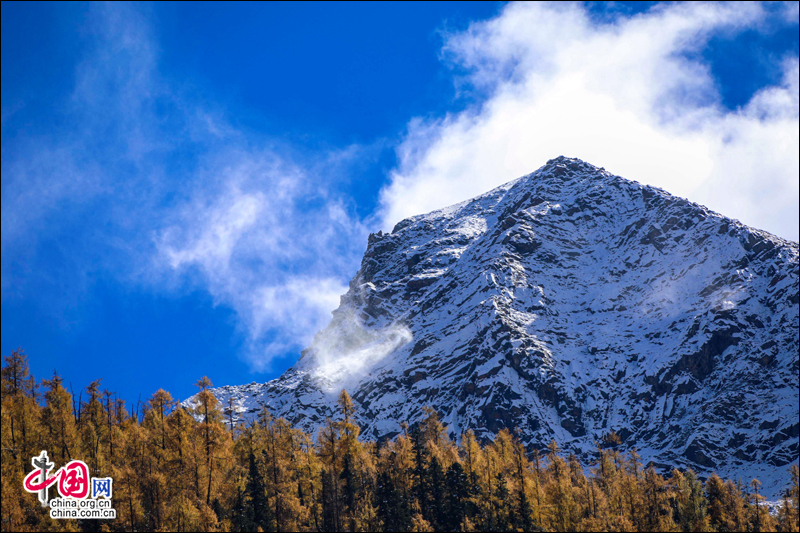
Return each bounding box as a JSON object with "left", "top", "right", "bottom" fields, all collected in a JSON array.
[{"left": 185, "top": 156, "right": 799, "bottom": 496}]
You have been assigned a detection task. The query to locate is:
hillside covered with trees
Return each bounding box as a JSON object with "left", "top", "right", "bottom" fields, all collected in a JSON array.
[{"left": 2, "top": 349, "right": 798, "bottom": 532}]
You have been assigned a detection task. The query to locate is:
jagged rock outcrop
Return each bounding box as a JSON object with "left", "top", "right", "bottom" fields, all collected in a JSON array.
[{"left": 185, "top": 156, "right": 799, "bottom": 496}]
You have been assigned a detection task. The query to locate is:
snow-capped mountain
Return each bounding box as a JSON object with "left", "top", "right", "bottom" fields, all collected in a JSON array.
[{"left": 185, "top": 156, "right": 799, "bottom": 495}]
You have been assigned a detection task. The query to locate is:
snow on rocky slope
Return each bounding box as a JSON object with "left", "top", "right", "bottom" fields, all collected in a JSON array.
[{"left": 185, "top": 156, "right": 799, "bottom": 496}]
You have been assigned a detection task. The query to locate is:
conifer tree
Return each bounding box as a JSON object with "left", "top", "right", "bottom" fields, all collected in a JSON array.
[
  {"left": 494, "top": 470, "right": 513, "bottom": 532},
  {"left": 143, "top": 389, "right": 176, "bottom": 456},
  {"left": 80, "top": 378, "right": 109, "bottom": 478},
  {"left": 376, "top": 437, "right": 414, "bottom": 532},
  {"left": 411, "top": 426, "right": 429, "bottom": 521},
  {"left": 193, "top": 376, "right": 225, "bottom": 508},
  {"left": 298, "top": 430, "right": 323, "bottom": 530},
  {"left": 777, "top": 491, "right": 797, "bottom": 533},
  {"left": 443, "top": 461, "right": 469, "bottom": 531},
  {"left": 1, "top": 349, "right": 40, "bottom": 476},
  {"left": 725, "top": 479, "right": 747, "bottom": 532},
  {"left": 245, "top": 449, "right": 273, "bottom": 531},
  {"left": 426, "top": 454, "right": 446, "bottom": 531},
  {"left": 140, "top": 389, "right": 177, "bottom": 530},
  {"left": 704, "top": 472, "right": 727, "bottom": 530},
  {"left": 672, "top": 468, "right": 709, "bottom": 532},
  {"left": 642, "top": 465, "right": 675, "bottom": 532},
  {"left": 530, "top": 447, "right": 546, "bottom": 528},
  {"left": 1, "top": 350, "right": 46, "bottom": 532},
  {"left": 376, "top": 467, "right": 395, "bottom": 531},
  {"left": 322, "top": 466, "right": 339, "bottom": 532},
  {"left": 41, "top": 371, "right": 78, "bottom": 466},
  {"left": 747, "top": 478, "right": 777, "bottom": 532},
  {"left": 781, "top": 464, "right": 800, "bottom": 532},
  {"left": 545, "top": 439, "right": 577, "bottom": 532},
  {"left": 458, "top": 430, "right": 483, "bottom": 526}
]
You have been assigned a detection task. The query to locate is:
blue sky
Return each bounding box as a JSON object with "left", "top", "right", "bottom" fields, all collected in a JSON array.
[{"left": 2, "top": 1, "right": 798, "bottom": 406}]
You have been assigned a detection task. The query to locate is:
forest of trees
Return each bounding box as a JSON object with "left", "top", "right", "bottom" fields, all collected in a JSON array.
[{"left": 2, "top": 348, "right": 798, "bottom": 532}]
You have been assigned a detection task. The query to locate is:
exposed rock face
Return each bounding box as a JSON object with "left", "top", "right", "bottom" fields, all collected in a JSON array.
[{"left": 185, "top": 157, "right": 799, "bottom": 496}]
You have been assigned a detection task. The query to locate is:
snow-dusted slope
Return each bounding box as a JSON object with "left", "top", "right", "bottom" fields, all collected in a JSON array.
[{"left": 185, "top": 157, "right": 799, "bottom": 495}]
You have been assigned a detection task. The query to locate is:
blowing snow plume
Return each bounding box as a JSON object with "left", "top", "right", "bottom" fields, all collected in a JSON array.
[{"left": 296, "top": 307, "right": 412, "bottom": 391}]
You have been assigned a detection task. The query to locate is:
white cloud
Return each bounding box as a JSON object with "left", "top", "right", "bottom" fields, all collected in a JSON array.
[
  {"left": 380, "top": 2, "right": 799, "bottom": 241},
  {"left": 156, "top": 152, "right": 368, "bottom": 371},
  {"left": 1, "top": 3, "right": 369, "bottom": 371}
]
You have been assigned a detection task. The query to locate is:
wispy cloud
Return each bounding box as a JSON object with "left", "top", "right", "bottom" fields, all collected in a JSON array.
[
  {"left": 1, "top": 3, "right": 368, "bottom": 369},
  {"left": 156, "top": 151, "right": 369, "bottom": 371},
  {"left": 379, "top": 2, "right": 799, "bottom": 241}
]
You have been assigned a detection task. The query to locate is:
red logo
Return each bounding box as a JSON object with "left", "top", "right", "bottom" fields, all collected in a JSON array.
[
  {"left": 58, "top": 461, "right": 90, "bottom": 499},
  {"left": 23, "top": 451, "right": 91, "bottom": 503},
  {"left": 23, "top": 465, "right": 58, "bottom": 492}
]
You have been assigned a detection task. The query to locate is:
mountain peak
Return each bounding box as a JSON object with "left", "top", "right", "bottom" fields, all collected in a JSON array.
[
  {"left": 542, "top": 154, "right": 599, "bottom": 171},
  {"left": 186, "top": 158, "right": 799, "bottom": 496}
]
